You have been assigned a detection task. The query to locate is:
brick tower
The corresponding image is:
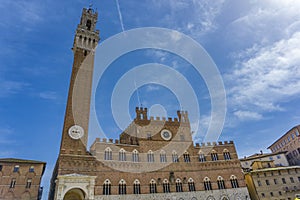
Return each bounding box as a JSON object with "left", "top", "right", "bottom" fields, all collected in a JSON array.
[
  {"left": 49, "top": 8, "right": 99, "bottom": 200},
  {"left": 59, "top": 8, "right": 99, "bottom": 155}
]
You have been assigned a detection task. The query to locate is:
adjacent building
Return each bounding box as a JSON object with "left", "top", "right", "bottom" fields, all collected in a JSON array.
[
  {"left": 268, "top": 125, "right": 300, "bottom": 165},
  {"left": 48, "top": 8, "right": 250, "bottom": 200},
  {"left": 0, "top": 158, "right": 46, "bottom": 200},
  {"left": 245, "top": 160, "right": 300, "bottom": 200},
  {"left": 240, "top": 151, "right": 289, "bottom": 172}
]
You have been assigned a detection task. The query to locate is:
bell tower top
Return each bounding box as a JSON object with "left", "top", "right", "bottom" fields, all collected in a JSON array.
[
  {"left": 73, "top": 8, "right": 100, "bottom": 52},
  {"left": 78, "top": 8, "right": 98, "bottom": 32}
]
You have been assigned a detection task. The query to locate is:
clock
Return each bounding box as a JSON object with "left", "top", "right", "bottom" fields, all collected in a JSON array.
[
  {"left": 160, "top": 129, "right": 172, "bottom": 141},
  {"left": 68, "top": 125, "right": 84, "bottom": 140}
]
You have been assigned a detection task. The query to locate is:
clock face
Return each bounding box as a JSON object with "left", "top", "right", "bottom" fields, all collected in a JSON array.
[
  {"left": 160, "top": 129, "right": 172, "bottom": 141},
  {"left": 68, "top": 125, "right": 84, "bottom": 140}
]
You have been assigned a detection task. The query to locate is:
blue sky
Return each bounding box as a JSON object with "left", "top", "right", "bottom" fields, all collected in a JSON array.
[{"left": 1, "top": 0, "right": 300, "bottom": 199}]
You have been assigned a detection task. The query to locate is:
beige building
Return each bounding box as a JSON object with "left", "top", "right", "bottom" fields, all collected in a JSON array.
[
  {"left": 0, "top": 158, "right": 46, "bottom": 200},
  {"left": 245, "top": 160, "right": 300, "bottom": 200},
  {"left": 268, "top": 125, "right": 300, "bottom": 165},
  {"left": 48, "top": 8, "right": 250, "bottom": 200},
  {"left": 240, "top": 151, "right": 289, "bottom": 172}
]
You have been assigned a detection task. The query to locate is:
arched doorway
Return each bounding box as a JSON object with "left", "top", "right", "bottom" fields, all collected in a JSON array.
[{"left": 63, "top": 188, "right": 85, "bottom": 200}]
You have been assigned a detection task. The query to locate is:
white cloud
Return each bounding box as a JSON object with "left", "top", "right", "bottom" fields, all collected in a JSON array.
[
  {"left": 233, "top": 110, "right": 263, "bottom": 121},
  {"left": 227, "top": 31, "right": 300, "bottom": 114},
  {"left": 228, "top": 0, "right": 300, "bottom": 47},
  {"left": 39, "top": 91, "right": 58, "bottom": 100},
  {"left": 0, "top": 80, "right": 28, "bottom": 98}
]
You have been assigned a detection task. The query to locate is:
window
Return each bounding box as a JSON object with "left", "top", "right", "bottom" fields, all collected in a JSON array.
[
  {"left": 13, "top": 165, "right": 19, "bottom": 172},
  {"left": 298, "top": 148, "right": 300, "bottom": 154},
  {"left": 298, "top": 176, "right": 300, "bottom": 182},
  {"left": 29, "top": 166, "right": 34, "bottom": 173},
  {"left": 279, "top": 191, "right": 282, "bottom": 195},
  {"left": 149, "top": 179, "right": 157, "bottom": 193},
  {"left": 175, "top": 179, "right": 183, "bottom": 192},
  {"left": 282, "top": 178, "right": 286, "bottom": 184},
  {"left": 163, "top": 179, "right": 170, "bottom": 193},
  {"left": 230, "top": 175, "right": 239, "bottom": 188},
  {"left": 133, "top": 179, "right": 141, "bottom": 194},
  {"left": 104, "top": 147, "right": 112, "bottom": 160},
  {"left": 147, "top": 150, "right": 154, "bottom": 162},
  {"left": 223, "top": 150, "right": 231, "bottom": 160},
  {"left": 217, "top": 176, "right": 226, "bottom": 189},
  {"left": 204, "top": 177, "right": 212, "bottom": 190},
  {"left": 103, "top": 179, "right": 111, "bottom": 195},
  {"left": 147, "top": 133, "right": 152, "bottom": 140},
  {"left": 266, "top": 180, "right": 270, "bottom": 185},
  {"left": 264, "top": 173, "right": 267, "bottom": 177},
  {"left": 0, "top": 165, "right": 2, "bottom": 171},
  {"left": 183, "top": 151, "right": 190, "bottom": 163},
  {"left": 172, "top": 151, "right": 179, "bottom": 162},
  {"left": 160, "top": 150, "right": 167, "bottom": 163},
  {"left": 261, "top": 193, "right": 265, "bottom": 197},
  {"left": 26, "top": 179, "right": 32, "bottom": 188},
  {"left": 290, "top": 177, "right": 294, "bottom": 183},
  {"left": 277, "top": 155, "right": 281, "bottom": 159},
  {"left": 278, "top": 170, "right": 281, "bottom": 175},
  {"left": 119, "top": 179, "right": 126, "bottom": 195},
  {"left": 295, "top": 129, "right": 300, "bottom": 136},
  {"left": 198, "top": 152, "right": 206, "bottom": 162},
  {"left": 188, "top": 178, "right": 195, "bottom": 191},
  {"left": 274, "top": 179, "right": 278, "bottom": 184},
  {"left": 132, "top": 149, "right": 139, "bottom": 162},
  {"left": 10, "top": 179, "right": 16, "bottom": 188},
  {"left": 257, "top": 180, "right": 261, "bottom": 186},
  {"left": 288, "top": 136, "right": 291, "bottom": 142},
  {"left": 180, "top": 134, "right": 185, "bottom": 141},
  {"left": 119, "top": 149, "right": 126, "bottom": 161},
  {"left": 86, "top": 19, "right": 92, "bottom": 30},
  {"left": 292, "top": 133, "right": 295, "bottom": 139},
  {"left": 211, "top": 151, "right": 218, "bottom": 161}
]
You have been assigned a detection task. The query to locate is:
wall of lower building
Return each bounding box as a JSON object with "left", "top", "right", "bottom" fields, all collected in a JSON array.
[
  {"left": 93, "top": 188, "right": 249, "bottom": 200},
  {"left": 0, "top": 161, "right": 45, "bottom": 200},
  {"left": 247, "top": 167, "right": 300, "bottom": 200}
]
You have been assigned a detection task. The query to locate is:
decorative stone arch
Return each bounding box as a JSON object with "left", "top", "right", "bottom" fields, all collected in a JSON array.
[
  {"left": 206, "top": 196, "right": 215, "bottom": 200},
  {"left": 133, "top": 179, "right": 140, "bottom": 184},
  {"left": 63, "top": 188, "right": 85, "bottom": 200},
  {"left": 220, "top": 196, "right": 230, "bottom": 200},
  {"left": 55, "top": 174, "right": 96, "bottom": 200},
  {"left": 163, "top": 178, "right": 169, "bottom": 183}
]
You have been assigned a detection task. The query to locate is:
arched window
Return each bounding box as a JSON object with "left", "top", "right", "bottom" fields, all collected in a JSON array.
[
  {"left": 86, "top": 19, "right": 92, "bottom": 30},
  {"left": 133, "top": 179, "right": 141, "bottom": 194},
  {"left": 163, "top": 179, "right": 170, "bottom": 193},
  {"left": 149, "top": 179, "right": 157, "bottom": 193},
  {"left": 188, "top": 178, "right": 196, "bottom": 191},
  {"left": 132, "top": 149, "right": 139, "bottom": 162},
  {"left": 172, "top": 151, "right": 179, "bottom": 162},
  {"left": 230, "top": 175, "right": 239, "bottom": 188},
  {"left": 183, "top": 151, "right": 190, "bottom": 163},
  {"left": 176, "top": 178, "right": 183, "bottom": 192},
  {"left": 119, "top": 179, "right": 126, "bottom": 195},
  {"left": 204, "top": 177, "right": 212, "bottom": 190},
  {"left": 198, "top": 151, "right": 206, "bottom": 162},
  {"left": 147, "top": 150, "right": 154, "bottom": 162},
  {"left": 223, "top": 149, "right": 231, "bottom": 160},
  {"left": 217, "top": 176, "right": 226, "bottom": 189},
  {"left": 104, "top": 147, "right": 112, "bottom": 160},
  {"left": 119, "top": 148, "right": 126, "bottom": 161},
  {"left": 103, "top": 179, "right": 111, "bottom": 195},
  {"left": 160, "top": 150, "right": 167, "bottom": 163},
  {"left": 211, "top": 150, "right": 218, "bottom": 161}
]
